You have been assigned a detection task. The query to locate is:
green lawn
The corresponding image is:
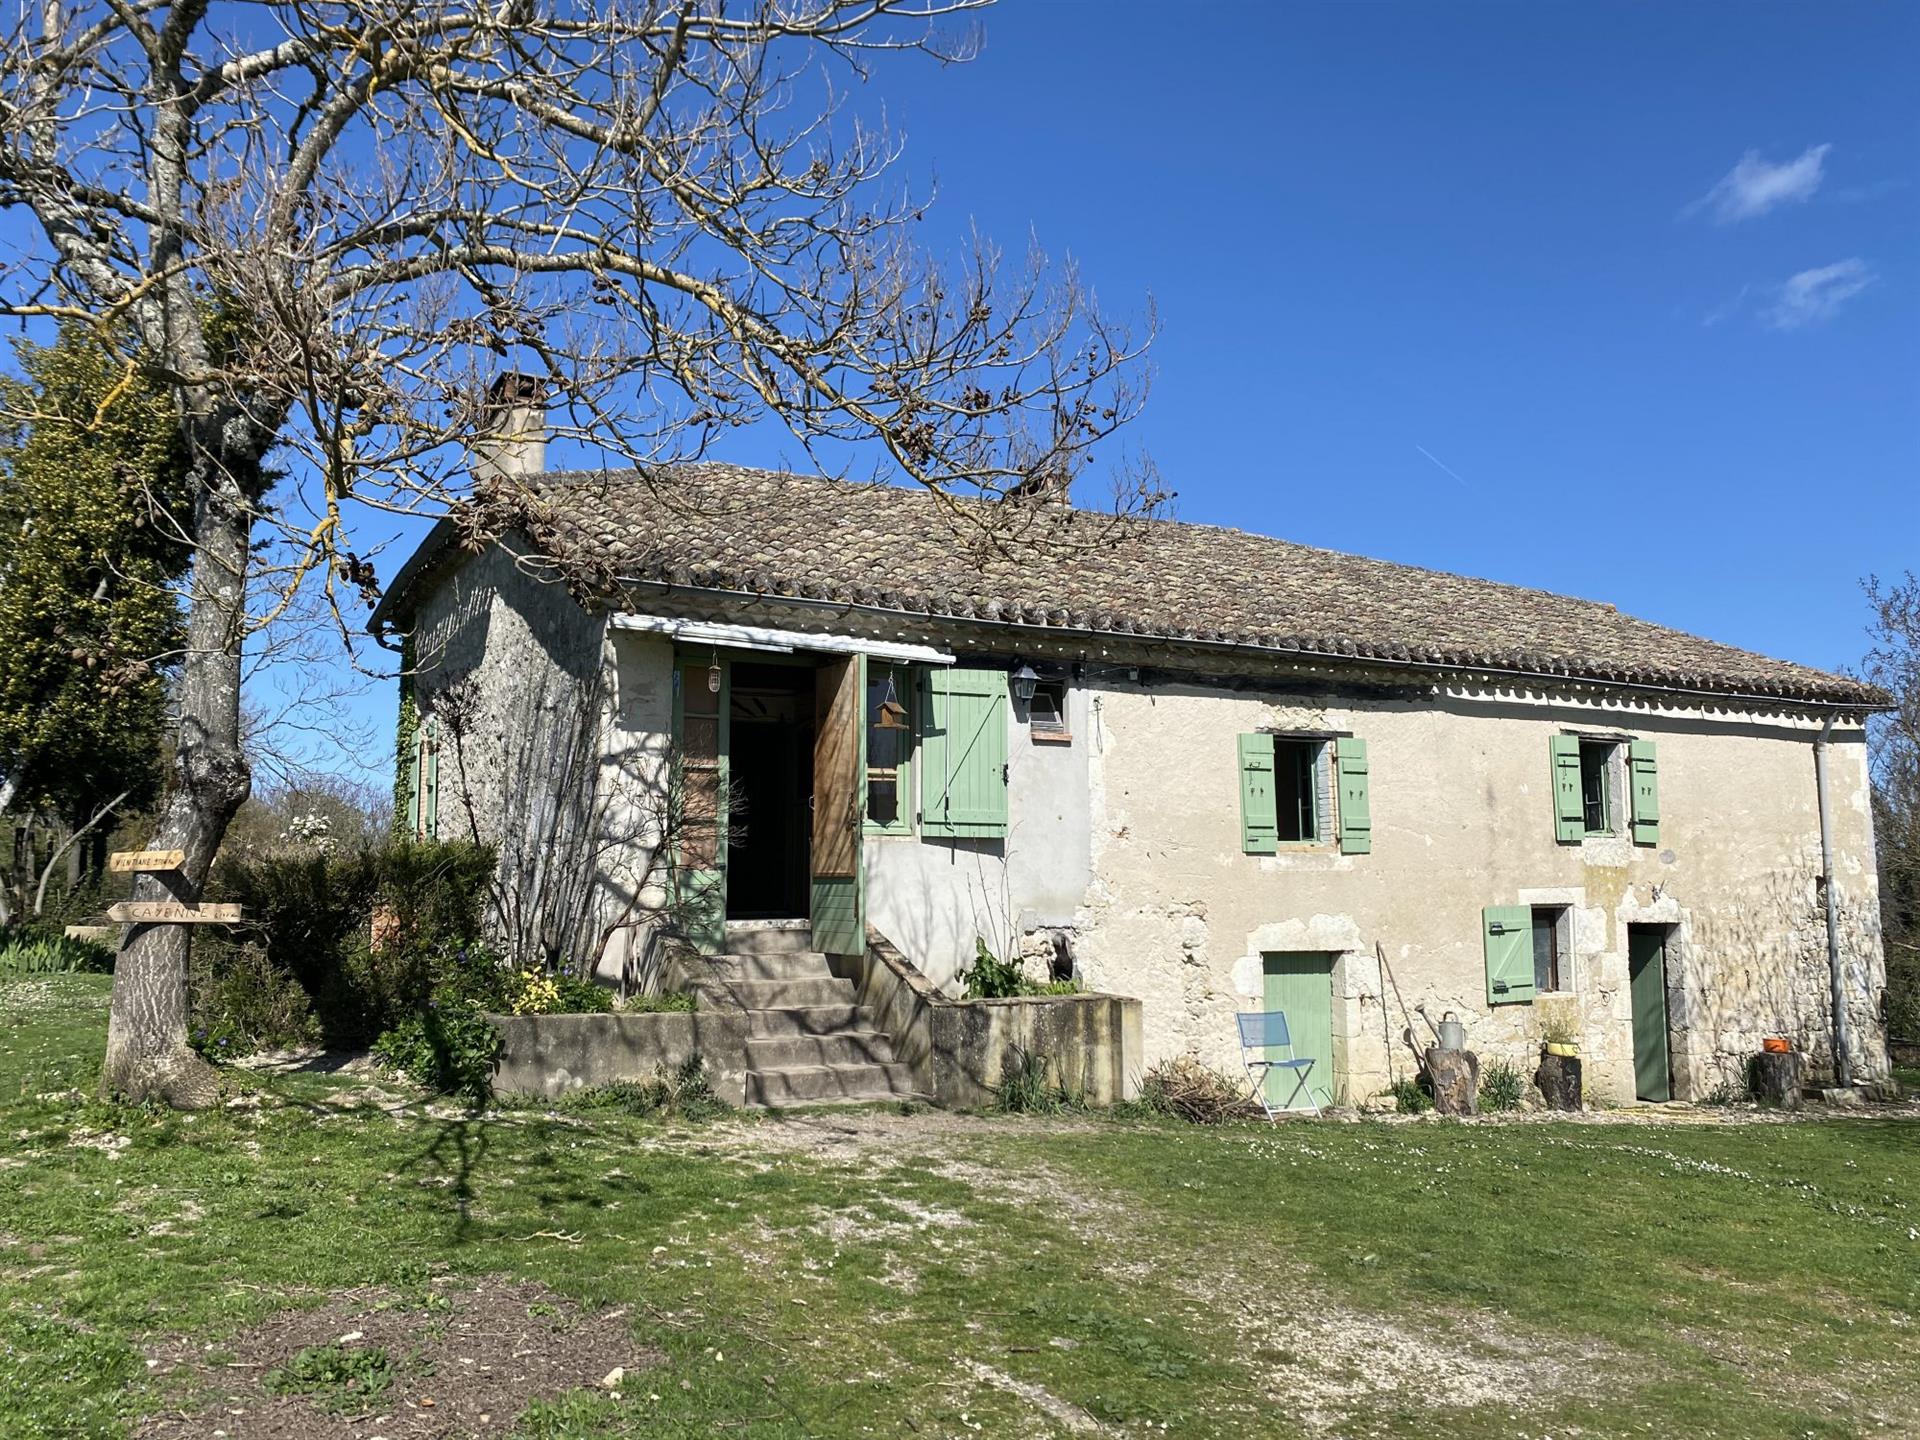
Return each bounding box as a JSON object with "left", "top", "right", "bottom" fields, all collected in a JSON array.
[{"left": 3, "top": 973, "right": 1917, "bottom": 1440}]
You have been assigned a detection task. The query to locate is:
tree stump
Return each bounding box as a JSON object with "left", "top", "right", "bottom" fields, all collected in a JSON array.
[
  {"left": 1424, "top": 1047, "right": 1480, "bottom": 1116},
  {"left": 1533, "top": 1052, "right": 1582, "bottom": 1111},
  {"left": 1749, "top": 1050, "right": 1802, "bottom": 1109}
]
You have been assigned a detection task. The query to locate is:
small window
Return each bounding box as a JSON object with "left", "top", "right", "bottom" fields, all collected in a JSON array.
[
  {"left": 865, "top": 662, "right": 914, "bottom": 832},
  {"left": 1273, "top": 738, "right": 1325, "bottom": 843},
  {"left": 1579, "top": 741, "right": 1616, "bottom": 837},
  {"left": 1027, "top": 679, "right": 1071, "bottom": 743},
  {"left": 1531, "top": 906, "right": 1571, "bottom": 993}
]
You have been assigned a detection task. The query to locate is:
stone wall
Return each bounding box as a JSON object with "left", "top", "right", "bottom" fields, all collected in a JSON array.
[{"left": 1067, "top": 678, "right": 1887, "bottom": 1104}]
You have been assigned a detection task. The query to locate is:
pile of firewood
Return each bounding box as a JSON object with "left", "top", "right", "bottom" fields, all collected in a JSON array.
[{"left": 1140, "top": 1055, "right": 1262, "bottom": 1124}]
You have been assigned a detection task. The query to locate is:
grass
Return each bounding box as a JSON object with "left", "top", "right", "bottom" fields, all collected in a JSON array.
[{"left": 1, "top": 972, "right": 1916, "bottom": 1439}]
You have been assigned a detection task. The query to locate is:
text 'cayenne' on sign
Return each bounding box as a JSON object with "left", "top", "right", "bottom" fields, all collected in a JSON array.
[{"left": 106, "top": 901, "right": 242, "bottom": 924}]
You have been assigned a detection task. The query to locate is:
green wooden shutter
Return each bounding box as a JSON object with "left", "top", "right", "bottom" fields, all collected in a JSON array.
[
  {"left": 1628, "top": 739, "right": 1660, "bottom": 846},
  {"left": 920, "top": 667, "right": 1008, "bottom": 837},
  {"left": 405, "top": 733, "right": 422, "bottom": 841},
  {"left": 423, "top": 718, "right": 439, "bottom": 840},
  {"left": 1549, "top": 735, "right": 1584, "bottom": 843},
  {"left": 1238, "top": 734, "right": 1278, "bottom": 854},
  {"left": 1335, "top": 737, "right": 1371, "bottom": 854},
  {"left": 1483, "top": 905, "right": 1535, "bottom": 1006}
]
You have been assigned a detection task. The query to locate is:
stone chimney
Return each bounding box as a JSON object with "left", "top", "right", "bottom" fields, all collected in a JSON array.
[{"left": 471, "top": 372, "right": 548, "bottom": 483}]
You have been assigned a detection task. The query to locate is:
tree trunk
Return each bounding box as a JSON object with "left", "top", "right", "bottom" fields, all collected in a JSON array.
[{"left": 99, "top": 464, "right": 253, "bottom": 1109}]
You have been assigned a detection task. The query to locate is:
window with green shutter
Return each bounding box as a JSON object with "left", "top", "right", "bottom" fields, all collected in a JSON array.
[
  {"left": 920, "top": 667, "right": 1008, "bottom": 838},
  {"left": 1549, "top": 735, "right": 1584, "bottom": 842},
  {"left": 1483, "top": 904, "right": 1536, "bottom": 1005},
  {"left": 1238, "top": 734, "right": 1278, "bottom": 853},
  {"left": 1628, "top": 739, "right": 1659, "bottom": 845},
  {"left": 1335, "top": 737, "right": 1371, "bottom": 854},
  {"left": 422, "top": 717, "right": 440, "bottom": 840}
]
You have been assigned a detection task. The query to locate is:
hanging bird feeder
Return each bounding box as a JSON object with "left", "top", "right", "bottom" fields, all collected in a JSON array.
[{"left": 874, "top": 670, "right": 909, "bottom": 730}]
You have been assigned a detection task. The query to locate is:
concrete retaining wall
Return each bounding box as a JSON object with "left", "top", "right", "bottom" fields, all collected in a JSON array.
[
  {"left": 833, "top": 930, "right": 1144, "bottom": 1108},
  {"left": 490, "top": 1011, "right": 752, "bottom": 1105}
]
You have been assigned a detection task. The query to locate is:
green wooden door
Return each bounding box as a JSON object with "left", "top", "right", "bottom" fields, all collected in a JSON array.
[
  {"left": 1261, "top": 952, "right": 1335, "bottom": 1110},
  {"left": 1628, "top": 925, "right": 1672, "bottom": 1102},
  {"left": 673, "top": 657, "right": 730, "bottom": 954}
]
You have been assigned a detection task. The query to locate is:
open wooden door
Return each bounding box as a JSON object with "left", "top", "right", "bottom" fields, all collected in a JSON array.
[
  {"left": 810, "top": 655, "right": 864, "bottom": 954},
  {"left": 672, "top": 656, "right": 729, "bottom": 953}
]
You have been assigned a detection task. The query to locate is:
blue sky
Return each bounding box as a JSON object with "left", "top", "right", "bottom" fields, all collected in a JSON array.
[
  {"left": 337, "top": 2, "right": 1920, "bottom": 782},
  {"left": 313, "top": 0, "right": 1912, "bottom": 785},
  {"left": 860, "top": 0, "right": 1916, "bottom": 669}
]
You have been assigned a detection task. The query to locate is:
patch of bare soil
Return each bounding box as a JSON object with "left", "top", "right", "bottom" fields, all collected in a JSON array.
[{"left": 135, "top": 1276, "right": 659, "bottom": 1440}]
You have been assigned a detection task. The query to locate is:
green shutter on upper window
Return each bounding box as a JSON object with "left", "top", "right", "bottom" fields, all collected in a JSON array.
[
  {"left": 423, "top": 718, "right": 440, "bottom": 840},
  {"left": 1549, "top": 734, "right": 1584, "bottom": 843},
  {"left": 1483, "top": 905, "right": 1535, "bottom": 1006},
  {"left": 405, "top": 731, "right": 422, "bottom": 841},
  {"left": 920, "top": 667, "right": 1008, "bottom": 837},
  {"left": 1238, "top": 733, "right": 1278, "bottom": 854},
  {"left": 1628, "top": 739, "right": 1659, "bottom": 846},
  {"left": 1335, "top": 737, "right": 1371, "bottom": 854}
]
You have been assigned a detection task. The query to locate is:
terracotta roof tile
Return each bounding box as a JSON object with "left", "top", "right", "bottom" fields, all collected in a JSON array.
[{"left": 411, "top": 463, "right": 1885, "bottom": 707}]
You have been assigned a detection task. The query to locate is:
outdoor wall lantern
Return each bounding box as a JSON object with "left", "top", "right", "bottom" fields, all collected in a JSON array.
[
  {"left": 874, "top": 670, "right": 910, "bottom": 730},
  {"left": 1010, "top": 662, "right": 1040, "bottom": 705},
  {"left": 707, "top": 651, "right": 722, "bottom": 694}
]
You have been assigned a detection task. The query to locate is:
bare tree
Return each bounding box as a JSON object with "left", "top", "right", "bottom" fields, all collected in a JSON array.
[
  {"left": 1862, "top": 573, "right": 1918, "bottom": 1041},
  {"left": 0, "top": 0, "right": 1154, "bottom": 1105}
]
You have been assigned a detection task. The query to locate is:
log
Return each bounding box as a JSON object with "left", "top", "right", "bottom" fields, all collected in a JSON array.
[
  {"left": 1533, "top": 1052, "right": 1582, "bottom": 1111},
  {"left": 1749, "top": 1050, "right": 1802, "bottom": 1109},
  {"left": 1424, "top": 1047, "right": 1480, "bottom": 1116}
]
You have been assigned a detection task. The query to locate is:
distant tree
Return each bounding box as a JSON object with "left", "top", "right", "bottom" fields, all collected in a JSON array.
[
  {"left": 1861, "top": 573, "right": 1919, "bottom": 1041},
  {"left": 0, "top": 324, "right": 193, "bottom": 917}
]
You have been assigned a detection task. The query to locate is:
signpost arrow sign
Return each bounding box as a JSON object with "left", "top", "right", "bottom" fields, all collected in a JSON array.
[
  {"left": 108, "top": 850, "right": 186, "bottom": 874},
  {"left": 107, "top": 901, "right": 243, "bottom": 925}
]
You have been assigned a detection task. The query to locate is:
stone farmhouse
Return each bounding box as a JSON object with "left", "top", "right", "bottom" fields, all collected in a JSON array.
[{"left": 370, "top": 435, "right": 1892, "bottom": 1108}]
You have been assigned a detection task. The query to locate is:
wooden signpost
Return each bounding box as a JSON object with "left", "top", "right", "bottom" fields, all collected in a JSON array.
[
  {"left": 107, "top": 901, "right": 243, "bottom": 925},
  {"left": 108, "top": 849, "right": 186, "bottom": 874}
]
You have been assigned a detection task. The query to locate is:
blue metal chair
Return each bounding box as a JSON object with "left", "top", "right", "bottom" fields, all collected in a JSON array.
[{"left": 1236, "top": 1010, "right": 1321, "bottom": 1120}]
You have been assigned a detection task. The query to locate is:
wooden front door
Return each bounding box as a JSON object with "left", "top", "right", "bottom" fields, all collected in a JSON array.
[
  {"left": 810, "top": 655, "right": 864, "bottom": 954},
  {"left": 1628, "top": 924, "right": 1672, "bottom": 1102},
  {"left": 1261, "top": 952, "right": 1335, "bottom": 1110}
]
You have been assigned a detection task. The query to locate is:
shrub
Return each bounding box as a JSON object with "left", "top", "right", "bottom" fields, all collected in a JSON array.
[
  {"left": 550, "top": 1057, "right": 725, "bottom": 1120},
  {"left": 993, "top": 1045, "right": 1087, "bottom": 1114},
  {"left": 498, "top": 966, "right": 615, "bottom": 1015},
  {"left": 1129, "top": 1055, "right": 1254, "bottom": 1124},
  {"left": 371, "top": 1003, "right": 501, "bottom": 1099},
  {"left": 0, "top": 929, "right": 114, "bottom": 975},
  {"left": 958, "top": 937, "right": 1085, "bottom": 1000},
  {"left": 621, "top": 990, "right": 696, "bottom": 1014},
  {"left": 550, "top": 973, "right": 614, "bottom": 1013},
  {"left": 1388, "top": 1077, "right": 1433, "bottom": 1114},
  {"left": 188, "top": 940, "right": 316, "bottom": 1060},
  {"left": 209, "top": 839, "right": 494, "bottom": 1045},
  {"left": 959, "top": 937, "right": 1028, "bottom": 999},
  {"left": 1480, "top": 1060, "right": 1527, "bottom": 1113}
]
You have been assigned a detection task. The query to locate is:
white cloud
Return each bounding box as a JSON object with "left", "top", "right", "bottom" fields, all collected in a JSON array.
[
  {"left": 1760, "top": 259, "right": 1877, "bottom": 331},
  {"left": 1685, "top": 144, "right": 1830, "bottom": 223}
]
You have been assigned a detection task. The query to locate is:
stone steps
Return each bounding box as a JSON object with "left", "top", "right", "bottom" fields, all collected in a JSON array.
[
  {"left": 718, "top": 975, "right": 854, "bottom": 1010},
  {"left": 746, "top": 1029, "right": 897, "bottom": 1070},
  {"left": 704, "top": 923, "right": 921, "bottom": 1108},
  {"left": 723, "top": 920, "right": 816, "bottom": 955},
  {"left": 745, "top": 1060, "right": 919, "bottom": 1108},
  {"left": 702, "top": 950, "right": 833, "bottom": 983}
]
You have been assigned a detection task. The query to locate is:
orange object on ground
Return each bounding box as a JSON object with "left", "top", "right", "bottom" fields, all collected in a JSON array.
[{"left": 1762, "top": 1036, "right": 1792, "bottom": 1053}]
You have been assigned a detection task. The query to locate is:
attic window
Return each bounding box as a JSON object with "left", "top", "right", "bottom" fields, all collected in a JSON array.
[{"left": 1027, "top": 680, "right": 1070, "bottom": 743}]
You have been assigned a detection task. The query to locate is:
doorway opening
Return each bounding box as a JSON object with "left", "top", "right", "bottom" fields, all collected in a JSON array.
[
  {"left": 1627, "top": 923, "right": 1674, "bottom": 1102},
  {"left": 726, "top": 662, "right": 814, "bottom": 919}
]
